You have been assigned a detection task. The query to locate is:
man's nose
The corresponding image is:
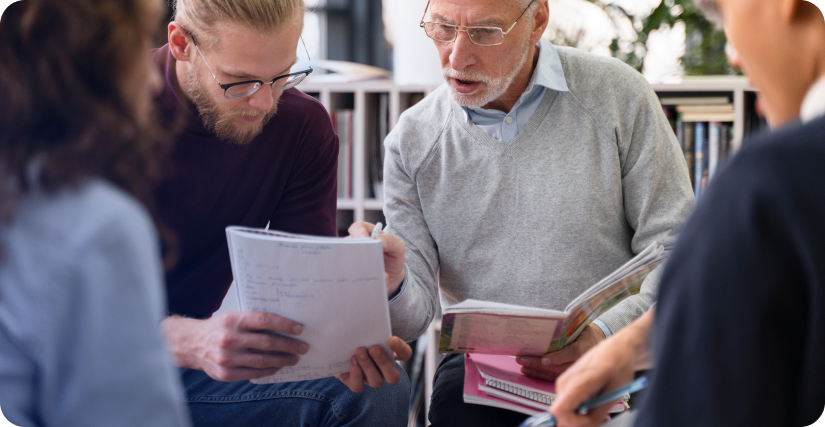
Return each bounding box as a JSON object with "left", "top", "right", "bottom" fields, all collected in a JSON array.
[
  {"left": 248, "top": 85, "right": 274, "bottom": 112},
  {"left": 449, "top": 30, "right": 477, "bottom": 71}
]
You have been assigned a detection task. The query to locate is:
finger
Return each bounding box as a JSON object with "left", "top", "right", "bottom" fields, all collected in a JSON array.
[
  {"left": 543, "top": 343, "right": 584, "bottom": 366},
  {"left": 369, "top": 345, "right": 401, "bottom": 384},
  {"left": 339, "top": 356, "right": 365, "bottom": 392},
  {"left": 356, "top": 347, "right": 385, "bottom": 388},
  {"left": 232, "top": 350, "right": 301, "bottom": 370},
  {"left": 235, "top": 311, "right": 303, "bottom": 336},
  {"left": 520, "top": 363, "right": 572, "bottom": 381},
  {"left": 242, "top": 331, "right": 309, "bottom": 355},
  {"left": 389, "top": 337, "right": 413, "bottom": 361},
  {"left": 515, "top": 355, "right": 543, "bottom": 369},
  {"left": 378, "top": 233, "right": 406, "bottom": 262},
  {"left": 347, "top": 222, "right": 374, "bottom": 238}
]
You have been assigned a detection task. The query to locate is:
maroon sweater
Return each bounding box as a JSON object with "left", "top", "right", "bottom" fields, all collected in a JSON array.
[{"left": 153, "top": 44, "right": 338, "bottom": 319}]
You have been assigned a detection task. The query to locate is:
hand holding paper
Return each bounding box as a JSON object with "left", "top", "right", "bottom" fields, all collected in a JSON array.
[
  {"left": 335, "top": 336, "right": 414, "bottom": 393},
  {"left": 162, "top": 311, "right": 309, "bottom": 382}
]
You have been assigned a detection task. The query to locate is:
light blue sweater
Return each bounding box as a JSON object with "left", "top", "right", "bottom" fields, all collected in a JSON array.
[{"left": 0, "top": 180, "right": 191, "bottom": 427}]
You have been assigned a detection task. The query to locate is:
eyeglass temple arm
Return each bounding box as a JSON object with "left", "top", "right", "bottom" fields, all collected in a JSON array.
[
  {"left": 420, "top": 0, "right": 431, "bottom": 27},
  {"left": 502, "top": 0, "right": 537, "bottom": 35},
  {"left": 173, "top": 21, "right": 223, "bottom": 85},
  {"left": 299, "top": 36, "right": 313, "bottom": 71}
]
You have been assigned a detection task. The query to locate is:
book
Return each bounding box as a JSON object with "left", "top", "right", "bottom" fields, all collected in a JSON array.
[
  {"left": 680, "top": 112, "right": 735, "bottom": 122},
  {"left": 682, "top": 121, "right": 695, "bottom": 188},
  {"left": 675, "top": 104, "right": 734, "bottom": 114},
  {"left": 463, "top": 354, "right": 629, "bottom": 416},
  {"left": 694, "top": 122, "right": 707, "bottom": 199},
  {"left": 225, "top": 226, "right": 392, "bottom": 384},
  {"left": 438, "top": 243, "right": 665, "bottom": 356},
  {"left": 708, "top": 121, "right": 721, "bottom": 179},
  {"left": 659, "top": 96, "right": 730, "bottom": 106},
  {"left": 332, "top": 110, "right": 354, "bottom": 199}
]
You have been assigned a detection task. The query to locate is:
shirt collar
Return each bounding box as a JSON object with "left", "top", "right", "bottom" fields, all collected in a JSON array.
[
  {"left": 533, "top": 37, "right": 569, "bottom": 93},
  {"left": 801, "top": 75, "right": 825, "bottom": 123},
  {"left": 461, "top": 38, "right": 569, "bottom": 121}
]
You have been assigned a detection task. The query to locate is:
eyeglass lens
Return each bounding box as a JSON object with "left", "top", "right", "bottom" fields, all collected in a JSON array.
[
  {"left": 423, "top": 23, "right": 504, "bottom": 46},
  {"left": 224, "top": 73, "right": 309, "bottom": 99}
]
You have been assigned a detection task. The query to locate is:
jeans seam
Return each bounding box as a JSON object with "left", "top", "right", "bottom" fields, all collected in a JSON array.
[{"left": 187, "top": 390, "right": 345, "bottom": 421}]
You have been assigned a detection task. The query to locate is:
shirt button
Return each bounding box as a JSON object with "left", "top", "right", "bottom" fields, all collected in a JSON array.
[{"left": 505, "top": 116, "right": 514, "bottom": 124}]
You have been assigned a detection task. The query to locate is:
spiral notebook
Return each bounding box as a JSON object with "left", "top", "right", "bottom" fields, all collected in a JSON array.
[{"left": 464, "top": 354, "right": 629, "bottom": 415}]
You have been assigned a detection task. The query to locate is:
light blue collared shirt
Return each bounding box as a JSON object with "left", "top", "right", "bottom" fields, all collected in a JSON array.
[{"left": 462, "top": 37, "right": 569, "bottom": 143}]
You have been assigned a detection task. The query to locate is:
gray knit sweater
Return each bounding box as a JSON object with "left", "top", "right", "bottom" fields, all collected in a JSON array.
[{"left": 385, "top": 46, "right": 695, "bottom": 342}]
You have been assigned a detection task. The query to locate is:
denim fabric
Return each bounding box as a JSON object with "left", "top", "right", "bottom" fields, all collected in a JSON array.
[{"left": 181, "top": 365, "right": 410, "bottom": 427}]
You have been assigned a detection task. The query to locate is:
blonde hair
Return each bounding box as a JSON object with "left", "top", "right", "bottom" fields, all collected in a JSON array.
[{"left": 173, "top": 0, "right": 305, "bottom": 50}]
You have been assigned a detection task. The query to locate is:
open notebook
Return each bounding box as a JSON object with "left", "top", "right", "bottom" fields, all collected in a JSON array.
[
  {"left": 225, "top": 226, "right": 392, "bottom": 384},
  {"left": 464, "top": 354, "right": 629, "bottom": 415}
]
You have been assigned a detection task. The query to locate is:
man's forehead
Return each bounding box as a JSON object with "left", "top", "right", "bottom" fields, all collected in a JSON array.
[
  {"left": 428, "top": 0, "right": 515, "bottom": 26},
  {"left": 210, "top": 20, "right": 300, "bottom": 78}
]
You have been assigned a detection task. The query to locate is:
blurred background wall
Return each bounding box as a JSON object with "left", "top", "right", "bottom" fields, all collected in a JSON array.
[{"left": 152, "top": 0, "right": 736, "bottom": 84}]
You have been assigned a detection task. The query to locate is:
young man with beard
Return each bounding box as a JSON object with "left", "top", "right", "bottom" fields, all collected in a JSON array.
[
  {"left": 549, "top": 1, "right": 825, "bottom": 426},
  {"left": 152, "top": 0, "right": 410, "bottom": 426},
  {"left": 348, "top": 0, "right": 695, "bottom": 425}
]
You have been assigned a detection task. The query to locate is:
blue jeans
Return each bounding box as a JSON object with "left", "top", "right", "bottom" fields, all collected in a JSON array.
[{"left": 180, "top": 366, "right": 410, "bottom": 427}]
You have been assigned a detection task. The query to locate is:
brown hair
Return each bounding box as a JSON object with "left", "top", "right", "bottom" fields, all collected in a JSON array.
[
  {"left": 0, "top": 0, "right": 176, "bottom": 266},
  {"left": 173, "top": 0, "right": 305, "bottom": 51}
]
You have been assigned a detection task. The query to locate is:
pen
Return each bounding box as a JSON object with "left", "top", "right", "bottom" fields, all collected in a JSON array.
[
  {"left": 371, "top": 222, "right": 383, "bottom": 239},
  {"left": 518, "top": 376, "right": 648, "bottom": 427}
]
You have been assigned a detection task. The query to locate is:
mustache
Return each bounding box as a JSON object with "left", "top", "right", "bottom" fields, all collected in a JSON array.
[{"left": 442, "top": 68, "right": 490, "bottom": 83}]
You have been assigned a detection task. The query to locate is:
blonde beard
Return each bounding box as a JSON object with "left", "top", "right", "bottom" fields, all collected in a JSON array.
[
  {"left": 442, "top": 40, "right": 531, "bottom": 109},
  {"left": 187, "top": 66, "right": 278, "bottom": 145}
]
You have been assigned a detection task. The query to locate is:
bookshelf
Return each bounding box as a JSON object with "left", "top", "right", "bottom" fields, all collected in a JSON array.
[
  {"left": 295, "top": 76, "right": 763, "bottom": 425},
  {"left": 298, "top": 80, "right": 439, "bottom": 233},
  {"left": 651, "top": 76, "right": 759, "bottom": 152}
]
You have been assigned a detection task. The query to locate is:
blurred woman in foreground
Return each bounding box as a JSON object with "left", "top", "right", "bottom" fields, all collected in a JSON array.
[
  {"left": 550, "top": 0, "right": 825, "bottom": 425},
  {"left": 0, "top": 0, "right": 191, "bottom": 425}
]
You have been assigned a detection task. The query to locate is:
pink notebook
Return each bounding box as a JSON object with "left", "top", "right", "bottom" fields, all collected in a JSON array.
[{"left": 463, "top": 354, "right": 629, "bottom": 416}]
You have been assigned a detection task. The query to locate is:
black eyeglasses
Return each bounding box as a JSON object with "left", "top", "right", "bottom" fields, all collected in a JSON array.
[
  {"left": 180, "top": 23, "right": 313, "bottom": 100},
  {"left": 419, "top": 0, "right": 536, "bottom": 47}
]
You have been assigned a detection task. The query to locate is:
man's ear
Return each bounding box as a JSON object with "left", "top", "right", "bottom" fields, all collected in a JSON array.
[
  {"left": 530, "top": 0, "right": 550, "bottom": 45},
  {"left": 168, "top": 21, "right": 193, "bottom": 63}
]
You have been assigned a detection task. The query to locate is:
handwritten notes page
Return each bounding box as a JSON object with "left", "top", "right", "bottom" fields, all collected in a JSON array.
[{"left": 225, "top": 226, "right": 392, "bottom": 384}]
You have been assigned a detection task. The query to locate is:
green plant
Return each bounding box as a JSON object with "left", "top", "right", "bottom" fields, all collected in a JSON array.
[{"left": 549, "top": 0, "right": 736, "bottom": 75}]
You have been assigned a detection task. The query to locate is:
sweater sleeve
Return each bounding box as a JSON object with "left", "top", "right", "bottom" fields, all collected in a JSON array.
[
  {"left": 383, "top": 115, "right": 443, "bottom": 342},
  {"left": 595, "top": 70, "right": 695, "bottom": 333}
]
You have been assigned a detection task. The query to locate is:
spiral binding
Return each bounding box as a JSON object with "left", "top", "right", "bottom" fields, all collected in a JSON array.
[{"left": 484, "top": 378, "right": 555, "bottom": 404}]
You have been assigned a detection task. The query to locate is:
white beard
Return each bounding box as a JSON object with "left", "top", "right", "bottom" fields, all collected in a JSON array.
[{"left": 442, "top": 40, "right": 531, "bottom": 109}]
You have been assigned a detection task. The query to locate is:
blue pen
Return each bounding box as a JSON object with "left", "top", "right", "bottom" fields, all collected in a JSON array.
[{"left": 518, "top": 376, "right": 648, "bottom": 427}]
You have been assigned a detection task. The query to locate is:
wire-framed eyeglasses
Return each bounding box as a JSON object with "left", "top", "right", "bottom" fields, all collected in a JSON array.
[
  {"left": 181, "top": 24, "right": 313, "bottom": 100},
  {"left": 419, "top": 0, "right": 536, "bottom": 47}
]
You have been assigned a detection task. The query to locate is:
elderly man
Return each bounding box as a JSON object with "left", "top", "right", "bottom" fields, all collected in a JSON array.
[
  {"left": 551, "top": 1, "right": 825, "bottom": 426},
  {"left": 350, "top": 0, "right": 695, "bottom": 424},
  {"left": 154, "top": 0, "right": 410, "bottom": 426}
]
